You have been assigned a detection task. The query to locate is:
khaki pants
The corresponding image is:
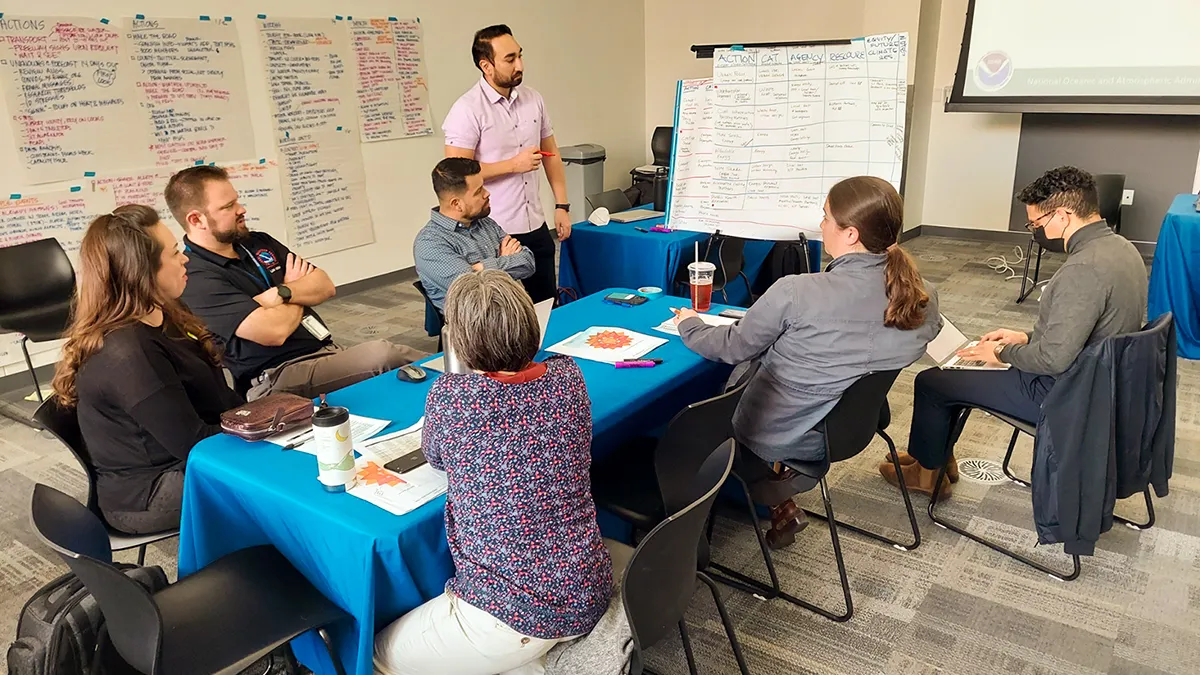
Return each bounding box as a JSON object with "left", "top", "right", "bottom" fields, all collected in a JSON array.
[{"left": 246, "top": 340, "right": 426, "bottom": 400}]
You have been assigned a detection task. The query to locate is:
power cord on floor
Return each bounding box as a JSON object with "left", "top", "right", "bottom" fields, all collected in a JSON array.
[{"left": 984, "top": 246, "right": 1050, "bottom": 301}]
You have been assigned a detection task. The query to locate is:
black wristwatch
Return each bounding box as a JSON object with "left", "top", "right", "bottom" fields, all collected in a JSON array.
[
  {"left": 555, "top": 203, "right": 570, "bottom": 212},
  {"left": 277, "top": 284, "right": 293, "bottom": 304}
]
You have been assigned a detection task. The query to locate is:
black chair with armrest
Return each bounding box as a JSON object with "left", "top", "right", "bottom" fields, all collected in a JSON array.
[{"left": 412, "top": 280, "right": 444, "bottom": 352}]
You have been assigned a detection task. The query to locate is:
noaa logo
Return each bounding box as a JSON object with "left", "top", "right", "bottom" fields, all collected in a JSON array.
[
  {"left": 973, "top": 51, "right": 1013, "bottom": 92},
  {"left": 255, "top": 249, "right": 277, "bottom": 268}
]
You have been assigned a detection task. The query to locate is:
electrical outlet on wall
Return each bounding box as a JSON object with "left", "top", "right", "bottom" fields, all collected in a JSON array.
[{"left": 1121, "top": 189, "right": 1135, "bottom": 206}]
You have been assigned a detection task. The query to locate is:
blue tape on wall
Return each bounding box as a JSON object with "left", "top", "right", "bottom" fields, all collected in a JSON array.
[
  {"left": 84, "top": 171, "right": 96, "bottom": 177},
  {"left": 257, "top": 14, "right": 267, "bottom": 20},
  {"left": 200, "top": 15, "right": 210, "bottom": 21},
  {"left": 70, "top": 186, "right": 81, "bottom": 192},
  {"left": 9, "top": 193, "right": 21, "bottom": 200},
  {"left": 135, "top": 14, "right": 145, "bottom": 19},
  {"left": 100, "top": 18, "right": 110, "bottom": 24}
]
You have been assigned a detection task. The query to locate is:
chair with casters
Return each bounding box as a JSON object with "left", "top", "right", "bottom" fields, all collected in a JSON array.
[
  {"left": 707, "top": 369, "right": 920, "bottom": 623},
  {"left": 412, "top": 280, "right": 444, "bottom": 352},
  {"left": 0, "top": 238, "right": 76, "bottom": 403},
  {"left": 607, "top": 439, "right": 748, "bottom": 675},
  {"left": 34, "top": 397, "right": 178, "bottom": 566},
  {"left": 31, "top": 483, "right": 350, "bottom": 675},
  {"left": 926, "top": 313, "right": 1175, "bottom": 581},
  {"left": 1018, "top": 173, "right": 1125, "bottom": 304}
]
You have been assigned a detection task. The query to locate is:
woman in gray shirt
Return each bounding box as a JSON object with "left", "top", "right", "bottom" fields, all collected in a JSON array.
[{"left": 673, "top": 177, "right": 941, "bottom": 547}]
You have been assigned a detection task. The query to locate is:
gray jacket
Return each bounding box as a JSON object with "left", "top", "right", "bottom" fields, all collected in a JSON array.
[{"left": 679, "top": 252, "right": 941, "bottom": 462}]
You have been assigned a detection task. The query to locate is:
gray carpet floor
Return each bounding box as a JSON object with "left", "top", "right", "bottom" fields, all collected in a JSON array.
[{"left": 1, "top": 236, "right": 1196, "bottom": 675}]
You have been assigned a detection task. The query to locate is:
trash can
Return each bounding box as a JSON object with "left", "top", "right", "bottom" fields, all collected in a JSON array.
[{"left": 560, "top": 144, "right": 606, "bottom": 220}]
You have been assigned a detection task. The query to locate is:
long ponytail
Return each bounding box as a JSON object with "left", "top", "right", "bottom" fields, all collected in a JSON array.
[{"left": 827, "top": 177, "right": 929, "bottom": 330}]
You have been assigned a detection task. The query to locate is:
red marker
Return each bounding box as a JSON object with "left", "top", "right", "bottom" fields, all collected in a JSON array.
[{"left": 536, "top": 151, "right": 556, "bottom": 157}]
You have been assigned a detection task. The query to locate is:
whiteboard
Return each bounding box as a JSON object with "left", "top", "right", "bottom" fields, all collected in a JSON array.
[{"left": 666, "top": 32, "right": 909, "bottom": 241}]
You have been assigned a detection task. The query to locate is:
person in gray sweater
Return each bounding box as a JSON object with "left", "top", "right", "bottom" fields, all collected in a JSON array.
[
  {"left": 886, "top": 166, "right": 1148, "bottom": 497},
  {"left": 674, "top": 176, "right": 941, "bottom": 548}
]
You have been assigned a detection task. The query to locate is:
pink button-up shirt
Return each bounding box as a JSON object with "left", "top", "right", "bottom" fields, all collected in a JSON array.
[{"left": 442, "top": 77, "right": 554, "bottom": 235}]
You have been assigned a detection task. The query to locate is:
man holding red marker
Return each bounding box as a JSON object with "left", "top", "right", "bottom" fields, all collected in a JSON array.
[{"left": 442, "top": 24, "right": 571, "bottom": 303}]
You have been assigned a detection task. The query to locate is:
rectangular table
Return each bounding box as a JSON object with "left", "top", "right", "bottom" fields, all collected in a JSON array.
[
  {"left": 178, "top": 289, "right": 737, "bottom": 675},
  {"left": 558, "top": 215, "right": 817, "bottom": 306},
  {"left": 1149, "top": 193, "right": 1200, "bottom": 359}
]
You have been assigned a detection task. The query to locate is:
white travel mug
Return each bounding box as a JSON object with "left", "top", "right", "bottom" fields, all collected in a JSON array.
[{"left": 312, "top": 406, "right": 357, "bottom": 492}]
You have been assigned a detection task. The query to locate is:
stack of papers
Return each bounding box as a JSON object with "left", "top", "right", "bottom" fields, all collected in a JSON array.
[
  {"left": 348, "top": 461, "right": 447, "bottom": 516},
  {"left": 653, "top": 313, "right": 738, "bottom": 336},
  {"left": 545, "top": 327, "right": 667, "bottom": 364},
  {"left": 266, "top": 414, "right": 391, "bottom": 455}
]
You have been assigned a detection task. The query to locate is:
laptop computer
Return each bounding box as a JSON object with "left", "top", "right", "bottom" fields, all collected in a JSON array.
[
  {"left": 424, "top": 298, "right": 554, "bottom": 373},
  {"left": 926, "top": 314, "right": 1011, "bottom": 371},
  {"left": 609, "top": 209, "right": 664, "bottom": 223}
]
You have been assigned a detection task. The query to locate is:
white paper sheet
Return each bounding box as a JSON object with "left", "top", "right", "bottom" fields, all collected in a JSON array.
[
  {"left": 357, "top": 430, "right": 422, "bottom": 465},
  {"left": 653, "top": 312, "right": 738, "bottom": 336},
  {"left": 348, "top": 461, "right": 447, "bottom": 516},
  {"left": 546, "top": 327, "right": 668, "bottom": 364},
  {"left": 269, "top": 414, "right": 390, "bottom": 455}
]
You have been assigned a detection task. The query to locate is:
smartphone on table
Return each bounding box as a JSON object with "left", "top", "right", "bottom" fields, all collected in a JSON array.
[
  {"left": 603, "top": 292, "right": 649, "bottom": 307},
  {"left": 383, "top": 448, "right": 428, "bottom": 474}
]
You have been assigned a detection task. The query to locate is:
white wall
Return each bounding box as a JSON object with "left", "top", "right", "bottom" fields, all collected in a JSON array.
[{"left": 0, "top": 0, "right": 646, "bottom": 376}]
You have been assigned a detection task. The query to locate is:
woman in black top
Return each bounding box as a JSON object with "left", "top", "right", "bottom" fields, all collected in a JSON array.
[{"left": 51, "top": 204, "right": 243, "bottom": 534}]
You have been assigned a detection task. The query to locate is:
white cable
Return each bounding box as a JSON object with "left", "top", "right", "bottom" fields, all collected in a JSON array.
[{"left": 984, "top": 245, "right": 1030, "bottom": 283}]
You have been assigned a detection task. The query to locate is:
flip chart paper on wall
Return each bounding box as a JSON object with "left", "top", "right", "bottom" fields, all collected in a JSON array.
[
  {"left": 665, "top": 78, "right": 718, "bottom": 233},
  {"left": 349, "top": 17, "right": 433, "bottom": 142},
  {"left": 278, "top": 130, "right": 375, "bottom": 257},
  {"left": 258, "top": 17, "right": 357, "bottom": 143},
  {"left": 0, "top": 16, "right": 155, "bottom": 184},
  {"left": 668, "top": 33, "right": 908, "bottom": 241},
  {"left": 391, "top": 19, "right": 434, "bottom": 138},
  {"left": 127, "top": 17, "right": 256, "bottom": 167}
]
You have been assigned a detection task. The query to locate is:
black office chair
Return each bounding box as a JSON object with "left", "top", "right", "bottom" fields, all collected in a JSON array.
[
  {"left": 651, "top": 127, "right": 673, "bottom": 167},
  {"left": 708, "top": 370, "right": 920, "bottom": 622},
  {"left": 412, "top": 280, "right": 444, "bottom": 352},
  {"left": 673, "top": 234, "right": 754, "bottom": 305},
  {"left": 1018, "top": 173, "right": 1125, "bottom": 304},
  {"left": 34, "top": 397, "right": 178, "bottom": 565},
  {"left": 0, "top": 238, "right": 76, "bottom": 402},
  {"left": 927, "top": 313, "right": 1175, "bottom": 581},
  {"left": 586, "top": 189, "right": 635, "bottom": 216},
  {"left": 31, "top": 484, "right": 350, "bottom": 675},
  {"left": 607, "top": 440, "right": 747, "bottom": 675}
]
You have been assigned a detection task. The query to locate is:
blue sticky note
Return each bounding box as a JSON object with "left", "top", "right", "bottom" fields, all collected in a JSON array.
[
  {"left": 135, "top": 14, "right": 145, "bottom": 20},
  {"left": 100, "top": 18, "right": 110, "bottom": 24},
  {"left": 70, "top": 186, "right": 81, "bottom": 192},
  {"left": 257, "top": 14, "right": 267, "bottom": 20},
  {"left": 9, "top": 193, "right": 20, "bottom": 200},
  {"left": 199, "top": 15, "right": 210, "bottom": 21},
  {"left": 84, "top": 171, "right": 96, "bottom": 177}
]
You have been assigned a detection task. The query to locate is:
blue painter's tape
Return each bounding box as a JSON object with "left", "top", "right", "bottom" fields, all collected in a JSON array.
[
  {"left": 70, "top": 186, "right": 81, "bottom": 192},
  {"left": 194, "top": 160, "right": 204, "bottom": 165},
  {"left": 257, "top": 14, "right": 267, "bottom": 20},
  {"left": 84, "top": 171, "right": 96, "bottom": 177},
  {"left": 135, "top": 14, "right": 145, "bottom": 20},
  {"left": 259, "top": 158, "right": 266, "bottom": 164},
  {"left": 224, "top": 16, "right": 232, "bottom": 22},
  {"left": 347, "top": 15, "right": 352, "bottom": 20},
  {"left": 100, "top": 18, "right": 110, "bottom": 24},
  {"left": 0, "top": 14, "right": 5, "bottom": 19},
  {"left": 335, "top": 15, "right": 343, "bottom": 20},
  {"left": 416, "top": 17, "right": 420, "bottom": 23},
  {"left": 388, "top": 16, "right": 397, "bottom": 22},
  {"left": 199, "top": 15, "right": 210, "bottom": 21},
  {"left": 336, "top": 126, "right": 343, "bottom": 131},
  {"left": 208, "top": 162, "right": 215, "bottom": 166},
  {"left": 730, "top": 45, "right": 744, "bottom": 51},
  {"left": 9, "top": 193, "right": 20, "bottom": 200}
]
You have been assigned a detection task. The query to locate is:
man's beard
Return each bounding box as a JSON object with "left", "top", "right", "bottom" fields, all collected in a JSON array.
[
  {"left": 212, "top": 218, "right": 249, "bottom": 245},
  {"left": 496, "top": 71, "right": 523, "bottom": 89},
  {"left": 469, "top": 202, "right": 492, "bottom": 220}
]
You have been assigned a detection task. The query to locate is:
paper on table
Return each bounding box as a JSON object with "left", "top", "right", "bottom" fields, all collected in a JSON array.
[
  {"left": 545, "top": 327, "right": 667, "bottom": 364},
  {"left": 653, "top": 313, "right": 738, "bottom": 336},
  {"left": 358, "top": 429, "right": 422, "bottom": 464},
  {"left": 272, "top": 414, "right": 391, "bottom": 455},
  {"left": 347, "top": 460, "right": 447, "bottom": 516},
  {"left": 361, "top": 416, "right": 424, "bottom": 449}
]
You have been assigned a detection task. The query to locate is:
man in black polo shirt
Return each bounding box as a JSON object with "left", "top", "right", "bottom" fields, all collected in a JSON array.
[{"left": 166, "top": 166, "right": 424, "bottom": 399}]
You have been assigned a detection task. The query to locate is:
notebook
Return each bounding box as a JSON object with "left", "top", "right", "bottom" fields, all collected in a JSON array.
[
  {"left": 926, "top": 315, "right": 1010, "bottom": 371},
  {"left": 609, "top": 209, "right": 664, "bottom": 223},
  {"left": 424, "top": 298, "right": 554, "bottom": 373}
]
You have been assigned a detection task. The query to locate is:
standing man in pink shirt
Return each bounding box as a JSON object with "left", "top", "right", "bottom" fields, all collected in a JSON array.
[{"left": 442, "top": 24, "right": 571, "bottom": 304}]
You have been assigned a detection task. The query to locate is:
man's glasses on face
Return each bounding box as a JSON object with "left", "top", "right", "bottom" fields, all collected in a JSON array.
[{"left": 1025, "top": 208, "right": 1072, "bottom": 231}]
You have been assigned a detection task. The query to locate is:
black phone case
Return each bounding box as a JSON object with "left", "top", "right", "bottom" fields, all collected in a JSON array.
[{"left": 383, "top": 449, "right": 427, "bottom": 474}]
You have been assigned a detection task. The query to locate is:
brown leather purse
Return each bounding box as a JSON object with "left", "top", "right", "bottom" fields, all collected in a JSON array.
[{"left": 220, "top": 393, "right": 314, "bottom": 441}]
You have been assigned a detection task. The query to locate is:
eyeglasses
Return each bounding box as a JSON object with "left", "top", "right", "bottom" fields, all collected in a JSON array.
[{"left": 1024, "top": 208, "right": 1071, "bottom": 231}]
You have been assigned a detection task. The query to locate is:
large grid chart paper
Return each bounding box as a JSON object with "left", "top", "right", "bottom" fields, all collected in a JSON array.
[{"left": 667, "top": 33, "right": 908, "bottom": 241}]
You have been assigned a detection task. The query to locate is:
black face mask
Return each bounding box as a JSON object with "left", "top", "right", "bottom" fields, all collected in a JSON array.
[{"left": 1033, "top": 225, "right": 1066, "bottom": 253}]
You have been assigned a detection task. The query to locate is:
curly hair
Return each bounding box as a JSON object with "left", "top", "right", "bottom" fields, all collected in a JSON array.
[
  {"left": 52, "top": 205, "right": 222, "bottom": 406},
  {"left": 1016, "top": 166, "right": 1099, "bottom": 217}
]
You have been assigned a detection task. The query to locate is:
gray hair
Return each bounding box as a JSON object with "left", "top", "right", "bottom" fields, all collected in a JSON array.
[{"left": 443, "top": 269, "right": 540, "bottom": 373}]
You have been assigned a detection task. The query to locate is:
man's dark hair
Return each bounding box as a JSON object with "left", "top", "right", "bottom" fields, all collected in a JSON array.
[
  {"left": 164, "top": 165, "right": 230, "bottom": 229},
  {"left": 432, "top": 157, "right": 482, "bottom": 200},
  {"left": 1016, "top": 166, "right": 1099, "bottom": 217},
  {"left": 472, "top": 24, "right": 512, "bottom": 71}
]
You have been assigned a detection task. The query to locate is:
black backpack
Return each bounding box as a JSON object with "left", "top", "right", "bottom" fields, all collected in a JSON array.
[
  {"left": 7, "top": 564, "right": 167, "bottom": 675},
  {"left": 754, "top": 235, "right": 812, "bottom": 297}
]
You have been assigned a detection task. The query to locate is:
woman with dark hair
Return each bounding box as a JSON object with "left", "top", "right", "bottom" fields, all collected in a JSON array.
[
  {"left": 374, "top": 270, "right": 611, "bottom": 675},
  {"left": 673, "top": 176, "right": 942, "bottom": 548},
  {"left": 52, "top": 205, "right": 242, "bottom": 534}
]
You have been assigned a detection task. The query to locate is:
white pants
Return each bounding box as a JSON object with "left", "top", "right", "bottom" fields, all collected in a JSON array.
[{"left": 374, "top": 591, "right": 570, "bottom": 675}]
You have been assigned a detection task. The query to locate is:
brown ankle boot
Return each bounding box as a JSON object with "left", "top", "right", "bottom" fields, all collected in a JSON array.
[
  {"left": 883, "top": 452, "right": 918, "bottom": 465},
  {"left": 882, "top": 452, "right": 958, "bottom": 483},
  {"left": 946, "top": 453, "right": 959, "bottom": 484},
  {"left": 765, "top": 500, "right": 809, "bottom": 550},
  {"left": 879, "top": 460, "right": 952, "bottom": 498}
]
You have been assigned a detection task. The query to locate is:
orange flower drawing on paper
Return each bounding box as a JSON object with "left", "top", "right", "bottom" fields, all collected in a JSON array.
[
  {"left": 357, "top": 461, "right": 404, "bottom": 487},
  {"left": 586, "top": 330, "right": 633, "bottom": 350}
]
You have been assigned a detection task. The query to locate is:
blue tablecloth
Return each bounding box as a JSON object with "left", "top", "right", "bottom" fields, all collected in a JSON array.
[
  {"left": 178, "top": 289, "right": 736, "bottom": 675},
  {"left": 1149, "top": 194, "right": 1200, "bottom": 359},
  {"left": 558, "top": 215, "right": 817, "bottom": 306}
]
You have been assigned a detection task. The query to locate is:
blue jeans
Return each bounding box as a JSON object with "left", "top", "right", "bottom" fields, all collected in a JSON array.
[{"left": 907, "top": 366, "right": 1056, "bottom": 470}]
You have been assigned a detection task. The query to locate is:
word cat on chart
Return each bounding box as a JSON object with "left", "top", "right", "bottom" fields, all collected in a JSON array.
[
  {"left": 0, "top": 16, "right": 155, "bottom": 184},
  {"left": 258, "top": 17, "right": 357, "bottom": 142},
  {"left": 350, "top": 18, "right": 434, "bottom": 142},
  {"left": 707, "top": 33, "right": 908, "bottom": 241},
  {"left": 278, "top": 130, "right": 375, "bottom": 257},
  {"left": 127, "top": 17, "right": 256, "bottom": 167}
]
